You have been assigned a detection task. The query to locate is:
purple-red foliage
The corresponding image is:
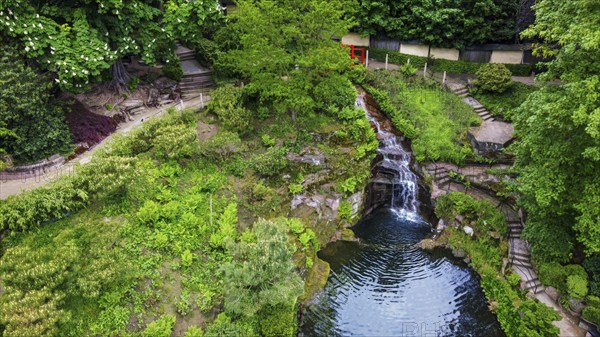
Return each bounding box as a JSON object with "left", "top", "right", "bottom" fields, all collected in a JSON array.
[{"left": 66, "top": 101, "right": 117, "bottom": 145}]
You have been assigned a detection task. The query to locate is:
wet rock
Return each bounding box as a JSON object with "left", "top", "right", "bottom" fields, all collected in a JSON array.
[
  {"left": 347, "top": 191, "right": 364, "bottom": 218},
  {"left": 287, "top": 147, "right": 325, "bottom": 166},
  {"left": 302, "top": 170, "right": 330, "bottom": 188},
  {"left": 291, "top": 194, "right": 341, "bottom": 221},
  {"left": 341, "top": 229, "right": 358, "bottom": 242},
  {"left": 452, "top": 248, "right": 467, "bottom": 258}
]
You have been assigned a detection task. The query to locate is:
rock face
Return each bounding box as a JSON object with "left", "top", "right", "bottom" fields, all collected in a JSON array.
[
  {"left": 468, "top": 121, "right": 515, "bottom": 156},
  {"left": 358, "top": 87, "right": 435, "bottom": 221},
  {"left": 286, "top": 147, "right": 325, "bottom": 166}
]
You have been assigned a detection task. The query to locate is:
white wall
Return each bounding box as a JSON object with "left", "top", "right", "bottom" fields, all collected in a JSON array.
[
  {"left": 430, "top": 47, "right": 460, "bottom": 61},
  {"left": 341, "top": 33, "right": 370, "bottom": 47},
  {"left": 490, "top": 51, "right": 523, "bottom": 64},
  {"left": 399, "top": 44, "right": 429, "bottom": 57}
]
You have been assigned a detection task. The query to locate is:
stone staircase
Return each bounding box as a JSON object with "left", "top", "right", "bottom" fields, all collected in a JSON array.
[
  {"left": 449, "top": 84, "right": 495, "bottom": 122},
  {"left": 175, "top": 42, "right": 215, "bottom": 101},
  {"left": 507, "top": 219, "right": 545, "bottom": 294}
]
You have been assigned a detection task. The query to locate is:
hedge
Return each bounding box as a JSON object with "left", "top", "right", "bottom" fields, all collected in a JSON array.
[{"left": 368, "top": 48, "right": 534, "bottom": 77}]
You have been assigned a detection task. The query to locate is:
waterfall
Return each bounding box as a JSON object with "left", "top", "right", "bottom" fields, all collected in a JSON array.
[{"left": 355, "top": 91, "right": 420, "bottom": 221}]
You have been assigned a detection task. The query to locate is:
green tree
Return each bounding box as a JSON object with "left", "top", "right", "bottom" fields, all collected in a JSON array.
[
  {"left": 0, "top": 52, "right": 72, "bottom": 162},
  {"left": 512, "top": 0, "right": 600, "bottom": 261},
  {"left": 221, "top": 218, "right": 303, "bottom": 318},
  {"left": 217, "top": 0, "right": 357, "bottom": 120},
  {"left": 0, "top": 0, "right": 220, "bottom": 92},
  {"left": 356, "top": 0, "right": 519, "bottom": 48}
]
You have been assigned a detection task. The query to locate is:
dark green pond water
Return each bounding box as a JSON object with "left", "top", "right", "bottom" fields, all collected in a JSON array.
[{"left": 300, "top": 209, "right": 505, "bottom": 336}]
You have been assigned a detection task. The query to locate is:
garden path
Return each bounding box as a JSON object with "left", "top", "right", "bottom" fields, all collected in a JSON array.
[{"left": 0, "top": 96, "right": 209, "bottom": 199}]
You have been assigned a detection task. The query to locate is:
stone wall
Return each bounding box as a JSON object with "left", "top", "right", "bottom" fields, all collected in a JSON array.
[
  {"left": 490, "top": 50, "right": 523, "bottom": 64},
  {"left": 341, "top": 33, "right": 370, "bottom": 47}
]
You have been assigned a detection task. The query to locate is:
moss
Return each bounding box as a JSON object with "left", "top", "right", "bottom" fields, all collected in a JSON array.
[
  {"left": 340, "top": 228, "right": 357, "bottom": 241},
  {"left": 301, "top": 258, "right": 330, "bottom": 304}
]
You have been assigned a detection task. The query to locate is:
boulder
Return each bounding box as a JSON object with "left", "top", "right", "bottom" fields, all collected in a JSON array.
[
  {"left": 463, "top": 226, "right": 474, "bottom": 236},
  {"left": 545, "top": 287, "right": 559, "bottom": 302}
]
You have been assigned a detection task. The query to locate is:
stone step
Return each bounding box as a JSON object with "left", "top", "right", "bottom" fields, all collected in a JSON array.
[
  {"left": 453, "top": 87, "right": 468, "bottom": 93},
  {"left": 176, "top": 50, "right": 195, "bottom": 58},
  {"left": 512, "top": 259, "right": 532, "bottom": 268},
  {"left": 482, "top": 115, "right": 495, "bottom": 121},
  {"left": 181, "top": 72, "right": 213, "bottom": 80},
  {"left": 509, "top": 227, "right": 523, "bottom": 234},
  {"left": 474, "top": 106, "right": 487, "bottom": 112},
  {"left": 472, "top": 104, "right": 484, "bottom": 110},
  {"left": 458, "top": 92, "right": 469, "bottom": 98},
  {"left": 523, "top": 279, "right": 543, "bottom": 292},
  {"left": 509, "top": 251, "right": 531, "bottom": 260},
  {"left": 508, "top": 233, "right": 522, "bottom": 239},
  {"left": 478, "top": 111, "right": 492, "bottom": 118},
  {"left": 179, "top": 81, "right": 215, "bottom": 90},
  {"left": 437, "top": 176, "right": 453, "bottom": 186}
]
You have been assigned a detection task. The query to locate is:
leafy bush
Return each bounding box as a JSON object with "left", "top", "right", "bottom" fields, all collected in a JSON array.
[
  {"left": 259, "top": 304, "right": 297, "bottom": 337},
  {"left": 209, "top": 203, "right": 238, "bottom": 249},
  {"left": 184, "top": 326, "right": 204, "bottom": 337},
  {"left": 222, "top": 219, "right": 303, "bottom": 322},
  {"left": 312, "top": 74, "right": 356, "bottom": 111},
  {"left": 434, "top": 192, "right": 506, "bottom": 235},
  {"left": 261, "top": 134, "right": 276, "bottom": 147},
  {"left": 475, "top": 64, "right": 514, "bottom": 94},
  {"left": 583, "top": 297, "right": 600, "bottom": 325},
  {"left": 0, "top": 52, "right": 72, "bottom": 162},
  {"left": 288, "top": 183, "right": 303, "bottom": 195},
  {"left": 539, "top": 262, "right": 588, "bottom": 297},
  {"left": 251, "top": 146, "right": 289, "bottom": 177},
  {"left": 142, "top": 315, "right": 176, "bottom": 337},
  {"left": 338, "top": 201, "right": 353, "bottom": 221},
  {"left": 152, "top": 123, "right": 199, "bottom": 160},
  {"left": 207, "top": 85, "right": 252, "bottom": 134},
  {"left": 471, "top": 81, "right": 539, "bottom": 120},
  {"left": 199, "top": 131, "right": 244, "bottom": 161},
  {"left": 584, "top": 255, "right": 600, "bottom": 296},
  {"left": 164, "top": 60, "right": 184, "bottom": 81},
  {"left": 66, "top": 101, "right": 116, "bottom": 145},
  {"left": 567, "top": 275, "right": 589, "bottom": 299}
]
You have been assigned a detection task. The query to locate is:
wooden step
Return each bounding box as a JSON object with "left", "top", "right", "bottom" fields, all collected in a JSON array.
[{"left": 179, "top": 81, "right": 215, "bottom": 90}]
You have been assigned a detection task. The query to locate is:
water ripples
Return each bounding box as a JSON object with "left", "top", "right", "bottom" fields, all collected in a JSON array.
[{"left": 300, "top": 210, "right": 505, "bottom": 337}]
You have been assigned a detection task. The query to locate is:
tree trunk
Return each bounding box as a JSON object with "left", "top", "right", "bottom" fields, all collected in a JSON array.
[{"left": 108, "top": 59, "right": 131, "bottom": 94}]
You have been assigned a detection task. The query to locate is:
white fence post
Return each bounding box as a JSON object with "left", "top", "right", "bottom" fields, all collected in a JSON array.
[
  {"left": 442, "top": 71, "right": 447, "bottom": 85},
  {"left": 385, "top": 54, "right": 389, "bottom": 70},
  {"left": 365, "top": 50, "right": 369, "bottom": 68},
  {"left": 407, "top": 59, "right": 410, "bottom": 65},
  {"left": 424, "top": 62, "right": 427, "bottom": 78}
]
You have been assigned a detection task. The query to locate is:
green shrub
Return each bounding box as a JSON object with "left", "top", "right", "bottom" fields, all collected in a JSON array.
[
  {"left": 152, "top": 123, "right": 199, "bottom": 160},
  {"left": 251, "top": 146, "right": 289, "bottom": 177},
  {"left": 261, "top": 134, "right": 276, "bottom": 147},
  {"left": 259, "top": 304, "right": 297, "bottom": 337},
  {"left": 164, "top": 60, "right": 183, "bottom": 81},
  {"left": 142, "top": 315, "right": 176, "bottom": 337},
  {"left": 584, "top": 255, "right": 600, "bottom": 297},
  {"left": 199, "top": 131, "right": 244, "bottom": 161},
  {"left": 207, "top": 85, "right": 252, "bottom": 134},
  {"left": 583, "top": 304, "right": 600, "bottom": 326},
  {"left": 338, "top": 201, "right": 353, "bottom": 221},
  {"left": 567, "top": 275, "right": 589, "bottom": 299},
  {"left": 434, "top": 192, "right": 506, "bottom": 235},
  {"left": 184, "top": 326, "right": 204, "bottom": 337},
  {"left": 0, "top": 52, "right": 72, "bottom": 162},
  {"left": 288, "top": 183, "right": 303, "bottom": 195},
  {"left": 475, "top": 64, "right": 514, "bottom": 94},
  {"left": 312, "top": 74, "right": 356, "bottom": 111},
  {"left": 286, "top": 218, "right": 305, "bottom": 235}
]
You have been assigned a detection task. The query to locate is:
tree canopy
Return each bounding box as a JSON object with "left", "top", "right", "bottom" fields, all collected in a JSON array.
[
  {"left": 355, "top": 0, "right": 520, "bottom": 48},
  {"left": 0, "top": 0, "right": 222, "bottom": 92},
  {"left": 512, "top": 0, "right": 600, "bottom": 261}
]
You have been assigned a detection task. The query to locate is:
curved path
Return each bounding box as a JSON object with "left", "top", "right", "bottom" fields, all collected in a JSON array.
[{"left": 0, "top": 96, "right": 208, "bottom": 199}]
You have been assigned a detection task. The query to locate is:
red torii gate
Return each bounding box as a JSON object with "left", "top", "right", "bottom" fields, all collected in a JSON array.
[{"left": 342, "top": 44, "right": 365, "bottom": 65}]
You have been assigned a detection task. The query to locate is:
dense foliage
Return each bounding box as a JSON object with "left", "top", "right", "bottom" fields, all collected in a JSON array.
[
  {"left": 474, "top": 64, "right": 514, "bottom": 94},
  {"left": 217, "top": 0, "right": 357, "bottom": 120},
  {"left": 365, "top": 70, "right": 478, "bottom": 163},
  {"left": 0, "top": 0, "right": 222, "bottom": 91},
  {"left": 436, "top": 192, "right": 560, "bottom": 337},
  {"left": 0, "top": 52, "right": 72, "bottom": 162},
  {"left": 512, "top": 0, "right": 600, "bottom": 262},
  {"left": 356, "top": 0, "right": 520, "bottom": 48}
]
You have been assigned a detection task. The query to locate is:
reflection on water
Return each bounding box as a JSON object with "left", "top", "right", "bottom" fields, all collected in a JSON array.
[{"left": 300, "top": 209, "right": 505, "bottom": 337}]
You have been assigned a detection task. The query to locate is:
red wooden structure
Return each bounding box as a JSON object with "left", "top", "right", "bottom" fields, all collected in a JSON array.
[{"left": 342, "top": 44, "right": 365, "bottom": 65}]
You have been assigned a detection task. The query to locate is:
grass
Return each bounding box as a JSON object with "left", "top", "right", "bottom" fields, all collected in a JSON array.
[
  {"left": 366, "top": 70, "right": 480, "bottom": 163},
  {"left": 471, "top": 81, "right": 539, "bottom": 120}
]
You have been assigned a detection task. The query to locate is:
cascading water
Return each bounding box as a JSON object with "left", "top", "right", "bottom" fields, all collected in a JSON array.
[
  {"left": 355, "top": 92, "right": 419, "bottom": 221},
  {"left": 299, "top": 91, "right": 504, "bottom": 337}
]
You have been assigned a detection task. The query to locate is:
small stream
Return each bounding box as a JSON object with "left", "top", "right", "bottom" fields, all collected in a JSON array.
[{"left": 299, "top": 92, "right": 504, "bottom": 336}]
